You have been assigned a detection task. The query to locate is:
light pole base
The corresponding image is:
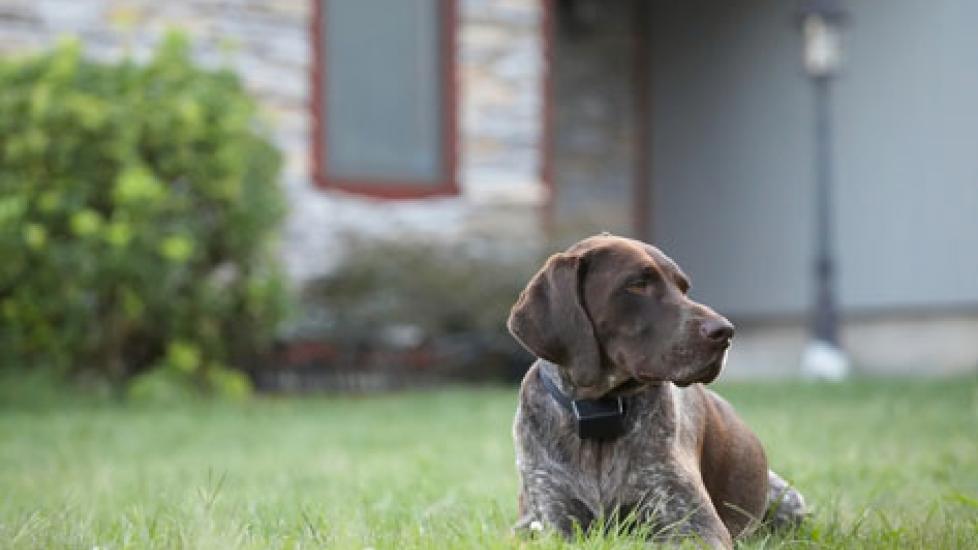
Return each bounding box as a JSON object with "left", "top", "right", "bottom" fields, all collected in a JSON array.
[{"left": 801, "top": 339, "right": 850, "bottom": 381}]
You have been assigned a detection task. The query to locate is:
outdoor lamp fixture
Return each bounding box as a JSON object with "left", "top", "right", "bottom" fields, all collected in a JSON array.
[
  {"left": 797, "top": 0, "right": 850, "bottom": 380},
  {"left": 800, "top": 0, "right": 844, "bottom": 77}
]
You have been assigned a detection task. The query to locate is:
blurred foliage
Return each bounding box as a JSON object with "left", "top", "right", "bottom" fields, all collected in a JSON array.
[
  {"left": 299, "top": 237, "right": 540, "bottom": 379},
  {"left": 0, "top": 35, "right": 288, "bottom": 398},
  {"left": 306, "top": 238, "right": 533, "bottom": 337}
]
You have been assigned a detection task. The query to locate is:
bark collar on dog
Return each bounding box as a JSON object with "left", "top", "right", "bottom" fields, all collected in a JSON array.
[{"left": 538, "top": 365, "right": 628, "bottom": 440}]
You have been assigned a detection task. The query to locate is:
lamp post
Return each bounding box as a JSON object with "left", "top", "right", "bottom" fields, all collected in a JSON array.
[{"left": 798, "top": 0, "right": 850, "bottom": 380}]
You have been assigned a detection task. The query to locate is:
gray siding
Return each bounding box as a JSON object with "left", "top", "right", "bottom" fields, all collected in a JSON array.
[{"left": 648, "top": 0, "right": 978, "bottom": 317}]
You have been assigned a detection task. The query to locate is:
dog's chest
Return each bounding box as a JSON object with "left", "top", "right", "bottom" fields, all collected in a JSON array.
[{"left": 559, "top": 394, "right": 680, "bottom": 507}]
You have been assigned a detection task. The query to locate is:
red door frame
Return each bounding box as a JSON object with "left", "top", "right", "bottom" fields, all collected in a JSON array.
[
  {"left": 540, "top": 0, "right": 556, "bottom": 232},
  {"left": 309, "top": 0, "right": 459, "bottom": 199},
  {"left": 632, "top": 0, "right": 652, "bottom": 240}
]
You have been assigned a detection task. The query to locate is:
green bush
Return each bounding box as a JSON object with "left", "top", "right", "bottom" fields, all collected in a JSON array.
[{"left": 0, "top": 35, "right": 288, "bottom": 397}]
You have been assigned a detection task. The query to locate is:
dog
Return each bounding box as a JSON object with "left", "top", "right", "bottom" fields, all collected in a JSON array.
[{"left": 508, "top": 234, "right": 806, "bottom": 548}]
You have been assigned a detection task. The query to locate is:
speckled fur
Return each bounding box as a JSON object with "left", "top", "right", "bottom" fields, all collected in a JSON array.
[
  {"left": 514, "top": 361, "right": 807, "bottom": 547},
  {"left": 515, "top": 361, "right": 716, "bottom": 545}
]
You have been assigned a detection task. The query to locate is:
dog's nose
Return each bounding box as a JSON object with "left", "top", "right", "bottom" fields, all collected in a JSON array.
[{"left": 701, "top": 317, "right": 734, "bottom": 342}]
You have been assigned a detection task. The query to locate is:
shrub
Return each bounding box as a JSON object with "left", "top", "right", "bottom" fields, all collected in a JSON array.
[
  {"left": 296, "top": 237, "right": 539, "bottom": 382},
  {"left": 0, "top": 35, "right": 288, "bottom": 397}
]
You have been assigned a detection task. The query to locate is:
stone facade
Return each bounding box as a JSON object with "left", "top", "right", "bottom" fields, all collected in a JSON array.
[
  {"left": 0, "top": 0, "right": 547, "bottom": 282},
  {"left": 551, "top": 0, "right": 640, "bottom": 238}
]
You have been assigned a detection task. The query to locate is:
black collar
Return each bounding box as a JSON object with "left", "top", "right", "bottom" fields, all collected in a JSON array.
[{"left": 538, "top": 366, "right": 630, "bottom": 440}]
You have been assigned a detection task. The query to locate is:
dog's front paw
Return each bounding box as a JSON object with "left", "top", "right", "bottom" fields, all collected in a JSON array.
[{"left": 513, "top": 516, "right": 545, "bottom": 538}]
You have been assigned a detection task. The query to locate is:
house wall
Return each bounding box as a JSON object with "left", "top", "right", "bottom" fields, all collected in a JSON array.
[
  {"left": 0, "top": 0, "right": 548, "bottom": 282},
  {"left": 648, "top": 0, "right": 978, "bottom": 316},
  {"left": 646, "top": 0, "right": 978, "bottom": 375}
]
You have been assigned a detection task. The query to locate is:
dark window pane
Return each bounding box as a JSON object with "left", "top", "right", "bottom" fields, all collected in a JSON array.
[{"left": 323, "top": 0, "right": 443, "bottom": 184}]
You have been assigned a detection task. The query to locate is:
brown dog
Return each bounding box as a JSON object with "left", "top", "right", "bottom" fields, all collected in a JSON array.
[{"left": 508, "top": 235, "right": 805, "bottom": 547}]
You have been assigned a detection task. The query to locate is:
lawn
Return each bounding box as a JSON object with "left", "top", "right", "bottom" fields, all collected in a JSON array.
[{"left": 1, "top": 376, "right": 976, "bottom": 549}]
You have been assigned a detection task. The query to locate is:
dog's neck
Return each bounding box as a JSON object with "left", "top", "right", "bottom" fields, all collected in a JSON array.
[
  {"left": 538, "top": 360, "right": 655, "bottom": 440},
  {"left": 538, "top": 359, "right": 579, "bottom": 398}
]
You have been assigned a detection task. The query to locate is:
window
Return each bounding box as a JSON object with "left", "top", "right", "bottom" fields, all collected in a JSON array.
[{"left": 311, "top": 0, "right": 458, "bottom": 198}]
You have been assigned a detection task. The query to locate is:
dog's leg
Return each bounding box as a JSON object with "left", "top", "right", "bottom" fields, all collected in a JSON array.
[
  {"left": 764, "top": 470, "right": 808, "bottom": 530},
  {"left": 630, "top": 469, "right": 734, "bottom": 549},
  {"left": 514, "top": 475, "right": 593, "bottom": 537}
]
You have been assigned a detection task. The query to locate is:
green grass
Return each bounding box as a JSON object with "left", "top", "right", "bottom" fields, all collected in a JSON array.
[{"left": 1, "top": 376, "right": 977, "bottom": 549}]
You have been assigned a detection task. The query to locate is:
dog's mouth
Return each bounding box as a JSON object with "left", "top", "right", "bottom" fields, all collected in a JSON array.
[
  {"left": 624, "top": 344, "right": 730, "bottom": 390},
  {"left": 673, "top": 364, "right": 719, "bottom": 387},
  {"left": 676, "top": 350, "right": 728, "bottom": 387},
  {"left": 656, "top": 346, "right": 729, "bottom": 388}
]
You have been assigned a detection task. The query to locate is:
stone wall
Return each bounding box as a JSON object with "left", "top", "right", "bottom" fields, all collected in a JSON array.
[
  {"left": 0, "top": 0, "right": 547, "bottom": 282},
  {"left": 551, "top": 0, "right": 640, "bottom": 239}
]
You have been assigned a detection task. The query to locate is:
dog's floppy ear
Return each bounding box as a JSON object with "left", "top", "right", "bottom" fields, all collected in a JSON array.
[{"left": 507, "top": 253, "right": 602, "bottom": 388}]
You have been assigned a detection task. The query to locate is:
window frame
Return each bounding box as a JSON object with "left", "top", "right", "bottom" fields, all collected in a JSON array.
[{"left": 309, "top": 0, "right": 459, "bottom": 199}]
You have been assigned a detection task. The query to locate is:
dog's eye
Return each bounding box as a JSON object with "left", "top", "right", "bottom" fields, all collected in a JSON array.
[
  {"left": 676, "top": 277, "right": 690, "bottom": 295},
  {"left": 624, "top": 278, "right": 653, "bottom": 295}
]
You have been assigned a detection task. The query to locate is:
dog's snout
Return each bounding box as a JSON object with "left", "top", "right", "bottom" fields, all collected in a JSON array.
[{"left": 700, "top": 317, "right": 734, "bottom": 343}]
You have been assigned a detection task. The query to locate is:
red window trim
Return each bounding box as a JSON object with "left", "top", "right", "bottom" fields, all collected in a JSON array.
[{"left": 309, "top": 0, "right": 459, "bottom": 199}]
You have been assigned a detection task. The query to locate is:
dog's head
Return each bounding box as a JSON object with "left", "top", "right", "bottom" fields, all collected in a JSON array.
[{"left": 507, "top": 234, "right": 734, "bottom": 398}]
